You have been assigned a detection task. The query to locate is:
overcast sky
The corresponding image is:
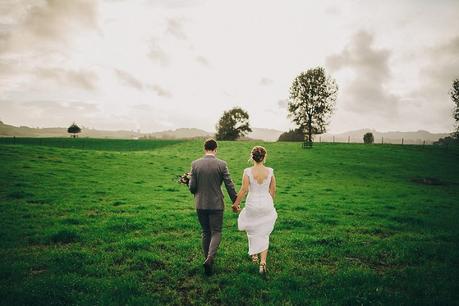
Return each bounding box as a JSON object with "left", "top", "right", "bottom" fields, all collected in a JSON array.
[{"left": 1, "top": 0, "right": 458, "bottom": 133}]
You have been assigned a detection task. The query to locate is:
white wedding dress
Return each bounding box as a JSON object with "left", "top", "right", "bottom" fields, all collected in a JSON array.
[{"left": 237, "top": 167, "right": 278, "bottom": 255}]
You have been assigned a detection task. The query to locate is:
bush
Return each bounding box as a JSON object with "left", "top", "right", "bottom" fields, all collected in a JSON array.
[
  {"left": 434, "top": 135, "right": 459, "bottom": 145},
  {"left": 363, "top": 132, "right": 374, "bottom": 144},
  {"left": 278, "top": 129, "right": 304, "bottom": 142}
]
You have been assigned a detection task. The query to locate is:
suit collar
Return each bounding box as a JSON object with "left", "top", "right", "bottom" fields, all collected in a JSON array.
[{"left": 204, "top": 154, "right": 216, "bottom": 158}]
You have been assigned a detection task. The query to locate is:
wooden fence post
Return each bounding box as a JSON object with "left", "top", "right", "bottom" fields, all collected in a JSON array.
[
  {"left": 382, "top": 137, "right": 384, "bottom": 144},
  {"left": 401, "top": 138, "right": 404, "bottom": 145}
]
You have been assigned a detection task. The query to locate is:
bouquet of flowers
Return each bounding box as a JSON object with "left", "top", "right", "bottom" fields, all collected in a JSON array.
[{"left": 177, "top": 172, "right": 191, "bottom": 185}]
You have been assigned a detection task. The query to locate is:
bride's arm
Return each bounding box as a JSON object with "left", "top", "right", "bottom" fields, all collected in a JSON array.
[
  {"left": 269, "top": 175, "right": 276, "bottom": 200},
  {"left": 232, "top": 174, "right": 249, "bottom": 211}
]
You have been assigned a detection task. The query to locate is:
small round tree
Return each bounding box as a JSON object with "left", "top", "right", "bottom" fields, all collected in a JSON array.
[
  {"left": 363, "top": 132, "right": 374, "bottom": 144},
  {"left": 215, "top": 107, "right": 252, "bottom": 140},
  {"left": 67, "top": 123, "right": 81, "bottom": 138}
]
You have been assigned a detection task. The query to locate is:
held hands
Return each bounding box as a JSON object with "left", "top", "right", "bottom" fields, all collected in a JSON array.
[{"left": 231, "top": 202, "right": 241, "bottom": 213}]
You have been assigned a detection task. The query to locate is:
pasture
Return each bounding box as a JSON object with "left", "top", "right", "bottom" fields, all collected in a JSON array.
[{"left": 0, "top": 138, "right": 458, "bottom": 305}]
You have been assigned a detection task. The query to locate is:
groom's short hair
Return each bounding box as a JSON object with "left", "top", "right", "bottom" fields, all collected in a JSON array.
[{"left": 204, "top": 138, "right": 218, "bottom": 151}]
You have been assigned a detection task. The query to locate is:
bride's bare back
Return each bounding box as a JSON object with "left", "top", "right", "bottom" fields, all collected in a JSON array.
[{"left": 250, "top": 166, "right": 271, "bottom": 185}]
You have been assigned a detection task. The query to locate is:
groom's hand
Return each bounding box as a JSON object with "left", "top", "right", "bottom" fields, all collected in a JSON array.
[{"left": 231, "top": 203, "right": 240, "bottom": 213}]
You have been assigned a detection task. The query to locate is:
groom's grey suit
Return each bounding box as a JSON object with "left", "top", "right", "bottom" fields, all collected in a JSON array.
[{"left": 189, "top": 155, "right": 237, "bottom": 259}]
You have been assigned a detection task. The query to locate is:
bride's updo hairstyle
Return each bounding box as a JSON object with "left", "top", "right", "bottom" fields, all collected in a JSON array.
[{"left": 250, "top": 146, "right": 267, "bottom": 163}]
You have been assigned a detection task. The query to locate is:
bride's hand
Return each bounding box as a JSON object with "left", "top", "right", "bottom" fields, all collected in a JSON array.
[{"left": 232, "top": 203, "right": 240, "bottom": 213}]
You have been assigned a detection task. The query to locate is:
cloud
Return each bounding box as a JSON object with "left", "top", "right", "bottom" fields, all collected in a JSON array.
[
  {"left": 0, "top": 100, "right": 100, "bottom": 128},
  {"left": 0, "top": 60, "right": 14, "bottom": 77},
  {"left": 195, "top": 55, "right": 210, "bottom": 67},
  {"left": 278, "top": 99, "right": 288, "bottom": 109},
  {"left": 0, "top": 0, "right": 98, "bottom": 55},
  {"left": 148, "top": 39, "right": 170, "bottom": 67},
  {"left": 21, "top": 100, "right": 99, "bottom": 114},
  {"left": 113, "top": 69, "right": 172, "bottom": 97},
  {"left": 166, "top": 18, "right": 187, "bottom": 40},
  {"left": 324, "top": 6, "right": 340, "bottom": 15},
  {"left": 131, "top": 104, "right": 153, "bottom": 111},
  {"left": 114, "top": 69, "right": 144, "bottom": 90},
  {"left": 145, "top": 0, "right": 204, "bottom": 8},
  {"left": 259, "top": 77, "right": 273, "bottom": 86},
  {"left": 34, "top": 67, "right": 98, "bottom": 91},
  {"left": 403, "top": 35, "right": 459, "bottom": 131},
  {"left": 23, "top": 0, "right": 97, "bottom": 40},
  {"left": 421, "top": 36, "right": 459, "bottom": 88},
  {"left": 148, "top": 84, "right": 172, "bottom": 98},
  {"left": 148, "top": 17, "right": 189, "bottom": 67},
  {"left": 326, "top": 31, "right": 400, "bottom": 117}
]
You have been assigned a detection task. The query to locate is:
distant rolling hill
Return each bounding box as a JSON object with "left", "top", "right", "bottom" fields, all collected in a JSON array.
[
  {"left": 142, "top": 128, "right": 213, "bottom": 139},
  {"left": 0, "top": 121, "right": 143, "bottom": 139},
  {"left": 0, "top": 121, "right": 449, "bottom": 143},
  {"left": 247, "top": 128, "right": 284, "bottom": 142},
  {"left": 0, "top": 121, "right": 284, "bottom": 141}
]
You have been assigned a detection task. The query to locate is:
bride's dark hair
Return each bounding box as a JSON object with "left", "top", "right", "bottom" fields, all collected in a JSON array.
[{"left": 250, "top": 146, "right": 267, "bottom": 163}]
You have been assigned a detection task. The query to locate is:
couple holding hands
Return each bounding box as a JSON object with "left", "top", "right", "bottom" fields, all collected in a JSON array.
[{"left": 187, "top": 139, "right": 277, "bottom": 275}]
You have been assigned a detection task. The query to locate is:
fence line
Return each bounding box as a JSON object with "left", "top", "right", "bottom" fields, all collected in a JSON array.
[{"left": 316, "top": 136, "right": 437, "bottom": 145}]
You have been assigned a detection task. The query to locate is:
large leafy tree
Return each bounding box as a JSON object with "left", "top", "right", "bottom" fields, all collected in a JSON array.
[
  {"left": 451, "top": 79, "right": 459, "bottom": 138},
  {"left": 67, "top": 123, "right": 81, "bottom": 138},
  {"left": 215, "top": 107, "right": 252, "bottom": 140},
  {"left": 288, "top": 67, "right": 338, "bottom": 146}
]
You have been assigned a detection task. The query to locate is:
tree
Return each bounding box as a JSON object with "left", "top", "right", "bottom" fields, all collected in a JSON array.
[
  {"left": 67, "top": 123, "right": 81, "bottom": 138},
  {"left": 288, "top": 67, "right": 338, "bottom": 146},
  {"left": 278, "top": 129, "right": 304, "bottom": 142},
  {"left": 434, "top": 135, "right": 459, "bottom": 146},
  {"left": 363, "top": 132, "right": 374, "bottom": 144},
  {"left": 215, "top": 107, "right": 252, "bottom": 140},
  {"left": 450, "top": 79, "right": 459, "bottom": 138}
]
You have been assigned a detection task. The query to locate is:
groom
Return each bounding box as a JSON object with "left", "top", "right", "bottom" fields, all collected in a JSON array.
[{"left": 188, "top": 138, "right": 238, "bottom": 275}]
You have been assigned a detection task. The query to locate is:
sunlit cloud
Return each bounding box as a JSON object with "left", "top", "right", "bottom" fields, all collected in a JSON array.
[{"left": 326, "top": 31, "right": 400, "bottom": 117}]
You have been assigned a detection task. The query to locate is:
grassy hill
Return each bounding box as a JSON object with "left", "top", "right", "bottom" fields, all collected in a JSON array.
[
  {"left": 1, "top": 139, "right": 458, "bottom": 305},
  {"left": 0, "top": 121, "right": 143, "bottom": 139}
]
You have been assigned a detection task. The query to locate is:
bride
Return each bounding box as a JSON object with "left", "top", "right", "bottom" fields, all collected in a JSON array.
[{"left": 232, "top": 146, "right": 278, "bottom": 274}]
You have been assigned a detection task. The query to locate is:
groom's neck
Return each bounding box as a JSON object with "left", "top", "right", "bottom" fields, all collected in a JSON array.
[{"left": 204, "top": 150, "right": 216, "bottom": 156}]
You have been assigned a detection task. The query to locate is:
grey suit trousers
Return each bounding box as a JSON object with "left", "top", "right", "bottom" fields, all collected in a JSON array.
[{"left": 196, "top": 209, "right": 224, "bottom": 258}]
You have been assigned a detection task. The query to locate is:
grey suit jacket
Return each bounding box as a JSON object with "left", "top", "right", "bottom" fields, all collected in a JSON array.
[{"left": 188, "top": 155, "right": 237, "bottom": 210}]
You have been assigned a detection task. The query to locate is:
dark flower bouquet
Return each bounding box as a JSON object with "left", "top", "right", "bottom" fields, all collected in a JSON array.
[{"left": 177, "top": 172, "right": 191, "bottom": 185}]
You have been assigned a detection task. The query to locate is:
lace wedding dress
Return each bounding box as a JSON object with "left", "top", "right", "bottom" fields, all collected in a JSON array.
[{"left": 237, "top": 167, "right": 278, "bottom": 255}]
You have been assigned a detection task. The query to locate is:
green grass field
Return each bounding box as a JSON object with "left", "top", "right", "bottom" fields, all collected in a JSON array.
[{"left": 1, "top": 138, "right": 458, "bottom": 305}]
